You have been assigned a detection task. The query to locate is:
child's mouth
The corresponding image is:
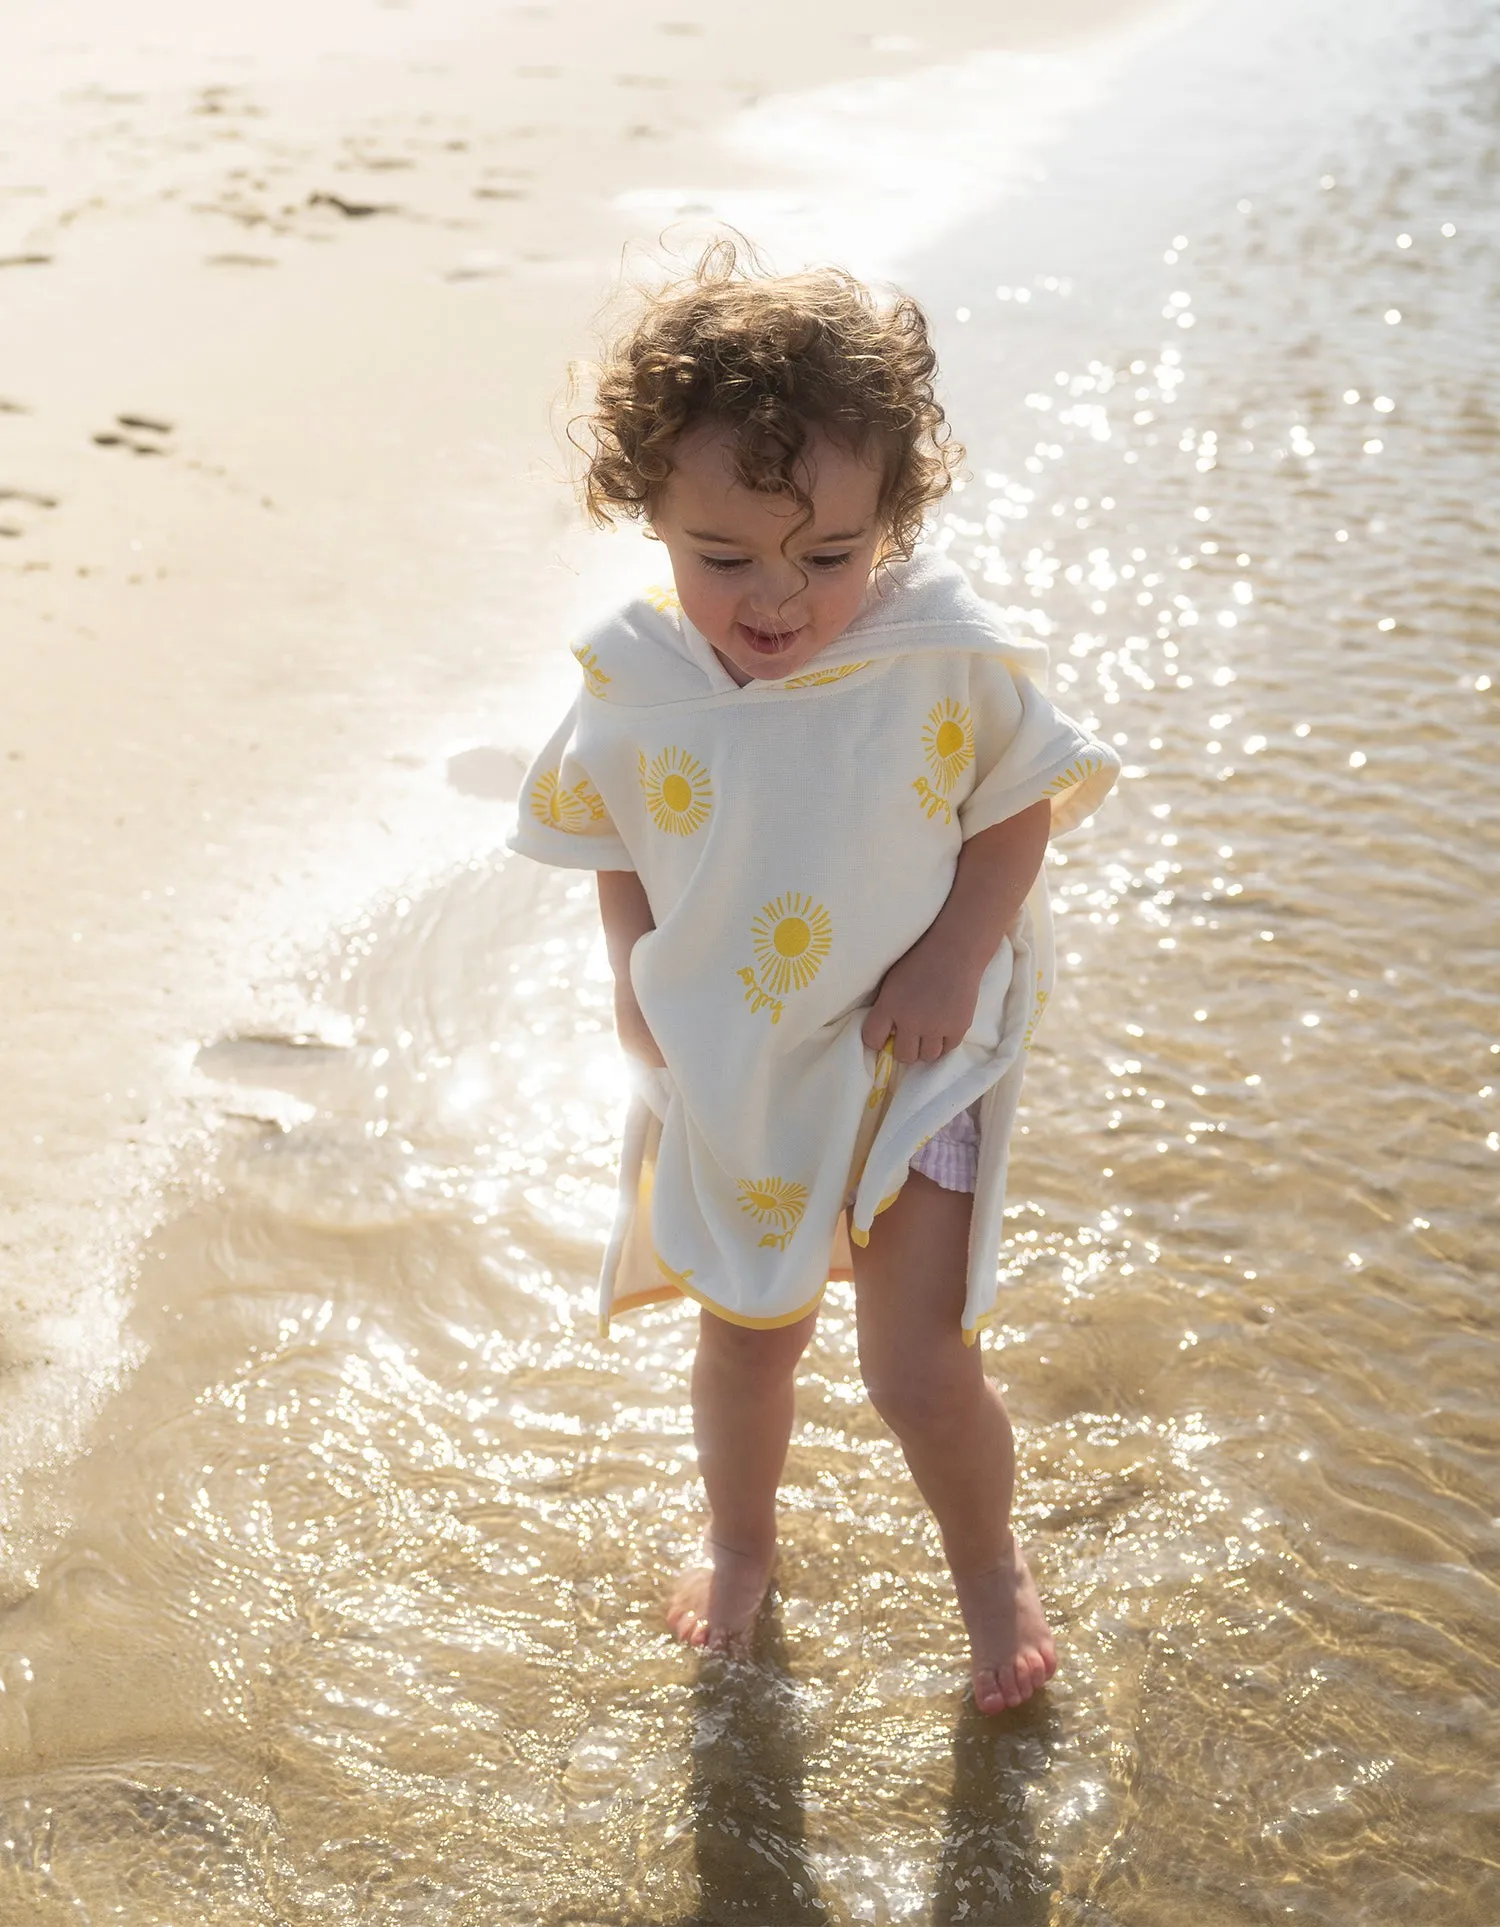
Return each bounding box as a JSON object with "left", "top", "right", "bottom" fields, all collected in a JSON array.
[{"left": 736, "top": 621, "right": 804, "bottom": 655}]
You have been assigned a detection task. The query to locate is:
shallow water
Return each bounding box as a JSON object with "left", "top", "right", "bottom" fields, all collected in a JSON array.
[{"left": 3, "top": 0, "right": 1498, "bottom": 1920}]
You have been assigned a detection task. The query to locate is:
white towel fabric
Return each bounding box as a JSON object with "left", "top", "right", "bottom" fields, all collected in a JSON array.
[{"left": 508, "top": 553, "right": 1119, "bottom": 1343}]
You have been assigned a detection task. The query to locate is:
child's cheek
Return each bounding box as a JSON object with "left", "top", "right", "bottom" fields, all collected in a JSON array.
[
  {"left": 704, "top": 584, "right": 734, "bottom": 644},
  {"left": 818, "top": 573, "right": 867, "bottom": 642},
  {"left": 677, "top": 579, "right": 731, "bottom": 649}
]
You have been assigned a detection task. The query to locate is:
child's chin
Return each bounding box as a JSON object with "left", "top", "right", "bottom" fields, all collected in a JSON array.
[
  {"left": 742, "top": 655, "right": 807, "bottom": 680},
  {"left": 730, "top": 642, "right": 820, "bottom": 680}
]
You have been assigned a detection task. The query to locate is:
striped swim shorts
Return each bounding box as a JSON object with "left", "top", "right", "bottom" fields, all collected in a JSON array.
[{"left": 909, "top": 1100, "right": 981, "bottom": 1194}]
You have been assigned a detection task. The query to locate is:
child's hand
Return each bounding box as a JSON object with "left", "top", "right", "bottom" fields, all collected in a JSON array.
[
  {"left": 861, "top": 930, "right": 983, "bottom": 1065},
  {"left": 860, "top": 806, "right": 1049, "bottom": 1066},
  {"left": 614, "top": 978, "right": 667, "bottom": 1068}
]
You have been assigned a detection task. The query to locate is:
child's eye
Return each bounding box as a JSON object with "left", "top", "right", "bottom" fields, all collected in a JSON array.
[
  {"left": 809, "top": 552, "right": 854, "bottom": 570},
  {"left": 699, "top": 555, "right": 748, "bottom": 573}
]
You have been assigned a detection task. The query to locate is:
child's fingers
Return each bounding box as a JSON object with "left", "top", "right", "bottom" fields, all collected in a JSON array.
[
  {"left": 890, "top": 1026, "right": 923, "bottom": 1065},
  {"left": 902, "top": 1027, "right": 959, "bottom": 1064},
  {"left": 874, "top": 1010, "right": 964, "bottom": 1064}
]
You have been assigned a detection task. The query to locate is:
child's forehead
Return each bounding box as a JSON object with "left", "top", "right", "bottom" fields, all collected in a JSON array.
[{"left": 659, "top": 422, "right": 883, "bottom": 540}]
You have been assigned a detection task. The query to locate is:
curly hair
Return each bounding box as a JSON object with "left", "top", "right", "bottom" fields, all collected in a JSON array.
[{"left": 573, "top": 240, "right": 962, "bottom": 559}]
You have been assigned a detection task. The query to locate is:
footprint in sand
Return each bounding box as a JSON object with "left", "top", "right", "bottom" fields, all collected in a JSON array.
[
  {"left": 194, "top": 1023, "right": 362, "bottom": 1135},
  {"left": 92, "top": 413, "right": 173, "bottom": 456},
  {"left": 308, "top": 190, "right": 398, "bottom": 219},
  {"left": 0, "top": 486, "right": 59, "bottom": 539},
  {"left": 443, "top": 251, "right": 509, "bottom": 281}
]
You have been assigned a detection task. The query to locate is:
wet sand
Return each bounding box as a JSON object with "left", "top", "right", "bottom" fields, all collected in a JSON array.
[{"left": 3, "top": 0, "right": 1499, "bottom": 1920}]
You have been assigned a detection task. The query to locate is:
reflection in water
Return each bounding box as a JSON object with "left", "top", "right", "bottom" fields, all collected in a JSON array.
[{"left": 3, "top": 0, "right": 1500, "bottom": 1919}]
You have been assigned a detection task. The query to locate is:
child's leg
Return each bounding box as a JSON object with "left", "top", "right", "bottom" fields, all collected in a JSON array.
[
  {"left": 853, "top": 1171, "right": 1056, "bottom": 1712},
  {"left": 666, "top": 1306, "right": 818, "bottom": 1653}
]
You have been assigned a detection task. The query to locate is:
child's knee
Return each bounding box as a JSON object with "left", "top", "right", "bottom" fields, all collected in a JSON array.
[
  {"left": 697, "top": 1307, "right": 815, "bottom": 1380},
  {"left": 859, "top": 1343, "right": 980, "bottom": 1440}
]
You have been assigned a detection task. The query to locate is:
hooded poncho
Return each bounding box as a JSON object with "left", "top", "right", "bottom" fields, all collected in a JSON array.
[{"left": 509, "top": 553, "right": 1118, "bottom": 1341}]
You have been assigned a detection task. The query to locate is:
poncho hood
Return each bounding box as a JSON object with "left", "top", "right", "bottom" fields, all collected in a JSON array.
[{"left": 567, "top": 551, "right": 1052, "bottom": 711}]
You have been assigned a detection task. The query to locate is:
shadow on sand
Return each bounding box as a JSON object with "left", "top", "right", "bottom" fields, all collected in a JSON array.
[
  {"left": 680, "top": 1598, "right": 830, "bottom": 1926},
  {"left": 675, "top": 1596, "right": 1057, "bottom": 1927},
  {"left": 931, "top": 1694, "right": 1058, "bottom": 1925}
]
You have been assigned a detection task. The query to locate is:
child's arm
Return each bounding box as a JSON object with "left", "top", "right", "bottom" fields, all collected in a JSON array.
[
  {"left": 860, "top": 800, "right": 1051, "bottom": 1065},
  {"left": 597, "top": 870, "right": 666, "bottom": 1067}
]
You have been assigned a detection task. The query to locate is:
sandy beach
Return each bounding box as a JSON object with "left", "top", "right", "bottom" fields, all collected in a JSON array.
[{"left": 2, "top": 0, "right": 1497, "bottom": 1918}]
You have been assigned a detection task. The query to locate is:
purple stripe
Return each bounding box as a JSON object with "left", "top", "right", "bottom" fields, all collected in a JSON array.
[{"left": 909, "top": 1104, "right": 980, "bottom": 1194}]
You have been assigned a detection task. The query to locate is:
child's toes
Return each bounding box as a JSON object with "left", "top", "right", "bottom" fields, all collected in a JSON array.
[{"left": 971, "top": 1666, "right": 1011, "bottom": 1715}]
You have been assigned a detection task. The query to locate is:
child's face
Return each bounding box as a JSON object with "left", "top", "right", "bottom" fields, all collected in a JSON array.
[{"left": 650, "top": 424, "right": 887, "bottom": 685}]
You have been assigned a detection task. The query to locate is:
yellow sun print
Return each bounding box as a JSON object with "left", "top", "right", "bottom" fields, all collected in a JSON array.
[
  {"left": 570, "top": 641, "right": 611, "bottom": 698},
  {"left": 529, "top": 767, "right": 591, "bottom": 834},
  {"left": 923, "top": 700, "right": 975, "bottom": 794},
  {"left": 736, "top": 1176, "right": 809, "bottom": 1250},
  {"left": 571, "top": 776, "right": 608, "bottom": 823},
  {"left": 1043, "top": 752, "right": 1106, "bottom": 796},
  {"left": 751, "top": 894, "right": 833, "bottom": 996},
  {"left": 783, "top": 660, "right": 872, "bottom": 688},
  {"left": 644, "top": 583, "right": 682, "bottom": 615},
  {"left": 640, "top": 746, "right": 713, "bottom": 836},
  {"left": 914, "top": 699, "right": 975, "bottom": 824},
  {"left": 737, "top": 892, "right": 833, "bottom": 1021},
  {"left": 1023, "top": 970, "right": 1050, "bottom": 1050}
]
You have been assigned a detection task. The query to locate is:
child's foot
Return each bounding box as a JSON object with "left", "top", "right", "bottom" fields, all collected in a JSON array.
[
  {"left": 954, "top": 1532, "right": 1058, "bottom": 1714},
  {"left": 665, "top": 1538, "right": 775, "bottom": 1654}
]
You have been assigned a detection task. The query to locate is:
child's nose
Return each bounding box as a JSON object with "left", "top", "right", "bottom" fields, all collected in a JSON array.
[{"left": 748, "top": 567, "right": 809, "bottom": 622}]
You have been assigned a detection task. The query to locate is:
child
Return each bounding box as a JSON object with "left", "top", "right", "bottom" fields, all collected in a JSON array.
[{"left": 509, "top": 248, "right": 1118, "bottom": 1713}]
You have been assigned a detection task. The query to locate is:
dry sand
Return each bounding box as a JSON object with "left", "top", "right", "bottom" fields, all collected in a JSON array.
[{"left": 1, "top": 0, "right": 1188, "bottom": 1566}]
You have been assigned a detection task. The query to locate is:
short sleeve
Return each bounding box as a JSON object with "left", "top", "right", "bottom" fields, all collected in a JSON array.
[
  {"left": 506, "top": 697, "right": 635, "bottom": 872},
  {"left": 958, "top": 656, "right": 1120, "bottom": 840}
]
